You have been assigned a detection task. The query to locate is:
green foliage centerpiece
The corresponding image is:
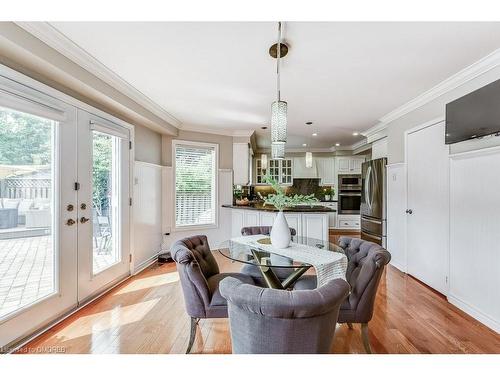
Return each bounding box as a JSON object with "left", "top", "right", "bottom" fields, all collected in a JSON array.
[{"left": 263, "top": 175, "right": 318, "bottom": 248}]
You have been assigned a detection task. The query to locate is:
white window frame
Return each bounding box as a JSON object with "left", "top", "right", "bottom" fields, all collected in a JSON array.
[{"left": 172, "top": 139, "right": 219, "bottom": 231}]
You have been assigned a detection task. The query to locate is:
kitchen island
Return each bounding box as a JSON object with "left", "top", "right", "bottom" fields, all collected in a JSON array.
[{"left": 222, "top": 204, "right": 334, "bottom": 242}]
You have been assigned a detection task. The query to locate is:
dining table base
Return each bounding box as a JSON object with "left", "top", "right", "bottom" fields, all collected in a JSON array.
[{"left": 250, "top": 249, "right": 312, "bottom": 289}]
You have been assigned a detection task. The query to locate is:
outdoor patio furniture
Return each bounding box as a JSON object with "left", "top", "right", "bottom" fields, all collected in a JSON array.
[
  {"left": 0, "top": 208, "right": 18, "bottom": 229},
  {"left": 25, "top": 209, "right": 51, "bottom": 228}
]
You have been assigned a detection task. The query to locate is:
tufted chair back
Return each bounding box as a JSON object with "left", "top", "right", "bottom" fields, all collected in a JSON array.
[
  {"left": 241, "top": 226, "right": 297, "bottom": 237},
  {"left": 170, "top": 235, "right": 220, "bottom": 318},
  {"left": 337, "top": 236, "right": 391, "bottom": 323},
  {"left": 220, "top": 276, "right": 350, "bottom": 354}
]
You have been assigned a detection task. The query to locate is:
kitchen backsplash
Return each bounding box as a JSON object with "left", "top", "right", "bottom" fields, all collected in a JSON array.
[{"left": 237, "top": 178, "right": 335, "bottom": 201}]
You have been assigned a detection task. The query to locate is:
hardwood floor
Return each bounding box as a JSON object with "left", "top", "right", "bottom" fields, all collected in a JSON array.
[{"left": 17, "top": 248, "right": 500, "bottom": 354}]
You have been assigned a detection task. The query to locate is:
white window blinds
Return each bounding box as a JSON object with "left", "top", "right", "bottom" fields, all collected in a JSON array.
[{"left": 174, "top": 142, "right": 217, "bottom": 228}]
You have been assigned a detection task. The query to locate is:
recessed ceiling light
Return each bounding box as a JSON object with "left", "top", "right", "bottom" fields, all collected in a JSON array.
[
  {"left": 335, "top": 143, "right": 340, "bottom": 147},
  {"left": 305, "top": 121, "right": 313, "bottom": 125},
  {"left": 352, "top": 132, "right": 359, "bottom": 136},
  {"left": 312, "top": 133, "right": 317, "bottom": 136},
  {"left": 302, "top": 143, "right": 307, "bottom": 147}
]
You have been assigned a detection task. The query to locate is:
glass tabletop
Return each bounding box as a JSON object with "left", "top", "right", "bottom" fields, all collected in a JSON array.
[{"left": 217, "top": 235, "right": 346, "bottom": 269}]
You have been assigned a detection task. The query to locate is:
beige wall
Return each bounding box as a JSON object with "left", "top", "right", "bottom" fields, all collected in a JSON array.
[
  {"left": 162, "top": 130, "right": 233, "bottom": 168},
  {"left": 134, "top": 125, "right": 163, "bottom": 165}
]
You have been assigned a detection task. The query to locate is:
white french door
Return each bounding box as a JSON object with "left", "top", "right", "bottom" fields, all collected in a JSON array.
[
  {"left": 0, "top": 73, "right": 131, "bottom": 349},
  {"left": 0, "top": 83, "right": 79, "bottom": 348},
  {"left": 76, "top": 110, "right": 131, "bottom": 302}
]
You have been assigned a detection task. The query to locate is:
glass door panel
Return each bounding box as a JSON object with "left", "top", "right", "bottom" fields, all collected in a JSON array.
[
  {"left": 0, "top": 88, "right": 77, "bottom": 350},
  {"left": 77, "top": 110, "right": 130, "bottom": 303},
  {"left": 0, "top": 107, "right": 56, "bottom": 319},
  {"left": 92, "top": 131, "right": 121, "bottom": 274}
]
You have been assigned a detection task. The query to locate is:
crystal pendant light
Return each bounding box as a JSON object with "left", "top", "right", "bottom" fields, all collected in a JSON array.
[
  {"left": 271, "top": 143, "right": 285, "bottom": 159},
  {"left": 305, "top": 151, "right": 313, "bottom": 168},
  {"left": 271, "top": 22, "right": 287, "bottom": 152}
]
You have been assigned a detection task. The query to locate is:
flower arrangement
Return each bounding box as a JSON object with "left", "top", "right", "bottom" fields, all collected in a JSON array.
[{"left": 262, "top": 174, "right": 318, "bottom": 211}]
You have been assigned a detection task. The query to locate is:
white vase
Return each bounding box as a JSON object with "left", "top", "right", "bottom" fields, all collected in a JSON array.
[{"left": 270, "top": 210, "right": 291, "bottom": 249}]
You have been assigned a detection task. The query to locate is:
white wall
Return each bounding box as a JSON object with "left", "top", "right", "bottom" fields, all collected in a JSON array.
[
  {"left": 448, "top": 147, "right": 500, "bottom": 333},
  {"left": 132, "top": 161, "right": 164, "bottom": 272},
  {"left": 371, "top": 137, "right": 388, "bottom": 159},
  {"left": 386, "top": 163, "right": 406, "bottom": 272}
]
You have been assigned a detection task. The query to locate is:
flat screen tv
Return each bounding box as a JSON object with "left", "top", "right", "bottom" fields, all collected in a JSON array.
[{"left": 445, "top": 78, "right": 500, "bottom": 144}]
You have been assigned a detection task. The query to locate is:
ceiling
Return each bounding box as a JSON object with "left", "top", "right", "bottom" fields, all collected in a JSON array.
[{"left": 47, "top": 22, "right": 500, "bottom": 149}]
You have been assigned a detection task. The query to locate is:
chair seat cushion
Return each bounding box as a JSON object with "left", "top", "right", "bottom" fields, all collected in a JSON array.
[
  {"left": 292, "top": 275, "right": 318, "bottom": 290},
  {"left": 207, "top": 273, "right": 255, "bottom": 307},
  {"left": 240, "top": 263, "right": 295, "bottom": 281}
]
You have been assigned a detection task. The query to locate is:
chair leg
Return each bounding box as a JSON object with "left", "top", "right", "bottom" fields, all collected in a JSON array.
[
  {"left": 361, "top": 323, "right": 372, "bottom": 354},
  {"left": 186, "top": 317, "right": 199, "bottom": 354},
  {"left": 347, "top": 322, "right": 354, "bottom": 329}
]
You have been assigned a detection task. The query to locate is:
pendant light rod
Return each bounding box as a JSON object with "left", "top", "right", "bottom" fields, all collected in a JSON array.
[{"left": 276, "top": 21, "right": 282, "bottom": 101}]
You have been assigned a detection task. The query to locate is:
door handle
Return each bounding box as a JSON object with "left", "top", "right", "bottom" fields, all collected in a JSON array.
[
  {"left": 405, "top": 209, "right": 413, "bottom": 214},
  {"left": 80, "top": 217, "right": 90, "bottom": 223},
  {"left": 66, "top": 218, "right": 76, "bottom": 226}
]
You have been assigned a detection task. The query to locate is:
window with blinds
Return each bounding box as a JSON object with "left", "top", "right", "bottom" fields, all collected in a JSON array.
[{"left": 174, "top": 141, "right": 217, "bottom": 228}]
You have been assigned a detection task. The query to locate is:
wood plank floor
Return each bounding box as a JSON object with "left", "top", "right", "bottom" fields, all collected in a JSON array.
[{"left": 17, "top": 248, "right": 500, "bottom": 354}]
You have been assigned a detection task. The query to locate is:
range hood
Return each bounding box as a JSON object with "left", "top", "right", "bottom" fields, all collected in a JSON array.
[{"left": 293, "top": 157, "right": 318, "bottom": 179}]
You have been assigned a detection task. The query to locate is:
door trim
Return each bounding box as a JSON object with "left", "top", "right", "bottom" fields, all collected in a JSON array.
[{"left": 404, "top": 120, "right": 450, "bottom": 296}]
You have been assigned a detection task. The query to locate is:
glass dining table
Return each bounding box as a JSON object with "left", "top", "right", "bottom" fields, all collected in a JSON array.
[{"left": 217, "top": 236, "right": 346, "bottom": 289}]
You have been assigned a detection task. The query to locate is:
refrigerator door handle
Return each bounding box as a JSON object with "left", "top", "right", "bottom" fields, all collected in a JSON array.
[{"left": 365, "top": 165, "right": 372, "bottom": 211}]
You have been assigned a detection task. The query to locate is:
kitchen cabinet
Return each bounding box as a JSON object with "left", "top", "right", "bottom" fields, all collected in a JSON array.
[
  {"left": 231, "top": 209, "right": 245, "bottom": 237},
  {"left": 337, "top": 156, "right": 365, "bottom": 174},
  {"left": 255, "top": 157, "right": 292, "bottom": 185},
  {"left": 315, "top": 157, "right": 335, "bottom": 185},
  {"left": 229, "top": 208, "right": 328, "bottom": 242},
  {"left": 337, "top": 214, "right": 361, "bottom": 230},
  {"left": 243, "top": 210, "right": 260, "bottom": 227},
  {"left": 301, "top": 214, "right": 329, "bottom": 241},
  {"left": 259, "top": 211, "right": 275, "bottom": 226},
  {"left": 233, "top": 143, "right": 252, "bottom": 185},
  {"left": 318, "top": 201, "right": 337, "bottom": 228}
]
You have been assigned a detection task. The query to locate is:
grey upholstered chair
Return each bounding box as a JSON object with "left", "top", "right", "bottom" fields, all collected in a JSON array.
[
  {"left": 294, "top": 236, "right": 391, "bottom": 353},
  {"left": 170, "top": 235, "right": 255, "bottom": 353},
  {"left": 219, "top": 276, "right": 350, "bottom": 354},
  {"left": 239, "top": 226, "right": 297, "bottom": 286}
]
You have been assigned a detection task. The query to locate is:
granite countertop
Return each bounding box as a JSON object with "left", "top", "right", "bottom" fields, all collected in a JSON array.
[{"left": 222, "top": 204, "right": 336, "bottom": 213}]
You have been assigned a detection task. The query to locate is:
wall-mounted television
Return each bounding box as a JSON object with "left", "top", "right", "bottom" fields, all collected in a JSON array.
[{"left": 445, "top": 78, "right": 500, "bottom": 144}]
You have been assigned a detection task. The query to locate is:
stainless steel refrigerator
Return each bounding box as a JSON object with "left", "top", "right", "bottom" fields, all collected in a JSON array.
[{"left": 361, "top": 157, "right": 387, "bottom": 247}]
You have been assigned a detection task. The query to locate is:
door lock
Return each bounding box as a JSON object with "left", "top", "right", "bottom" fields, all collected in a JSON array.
[
  {"left": 66, "top": 218, "right": 76, "bottom": 226},
  {"left": 80, "top": 217, "right": 90, "bottom": 224}
]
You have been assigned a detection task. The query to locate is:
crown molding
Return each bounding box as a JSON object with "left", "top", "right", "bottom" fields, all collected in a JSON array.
[
  {"left": 16, "top": 22, "right": 182, "bottom": 129},
  {"left": 362, "top": 48, "right": 500, "bottom": 141},
  {"left": 178, "top": 123, "right": 255, "bottom": 138}
]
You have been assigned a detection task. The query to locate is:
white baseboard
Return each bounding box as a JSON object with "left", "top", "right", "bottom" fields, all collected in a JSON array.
[
  {"left": 389, "top": 260, "right": 406, "bottom": 273},
  {"left": 448, "top": 294, "right": 500, "bottom": 334},
  {"left": 133, "top": 252, "right": 161, "bottom": 275}
]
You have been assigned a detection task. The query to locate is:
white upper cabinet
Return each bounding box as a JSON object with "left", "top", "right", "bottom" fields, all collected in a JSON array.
[
  {"left": 233, "top": 143, "right": 251, "bottom": 185},
  {"left": 255, "top": 157, "right": 292, "bottom": 185},
  {"left": 315, "top": 157, "right": 335, "bottom": 185},
  {"left": 337, "top": 156, "right": 365, "bottom": 174}
]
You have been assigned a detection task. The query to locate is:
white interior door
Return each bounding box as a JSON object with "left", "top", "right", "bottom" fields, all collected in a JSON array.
[
  {"left": 0, "top": 88, "right": 78, "bottom": 348},
  {"left": 77, "top": 110, "right": 131, "bottom": 302},
  {"left": 406, "top": 122, "right": 449, "bottom": 294}
]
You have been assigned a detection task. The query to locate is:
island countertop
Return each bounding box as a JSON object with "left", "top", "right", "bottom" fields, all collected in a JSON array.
[{"left": 222, "top": 204, "right": 336, "bottom": 213}]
